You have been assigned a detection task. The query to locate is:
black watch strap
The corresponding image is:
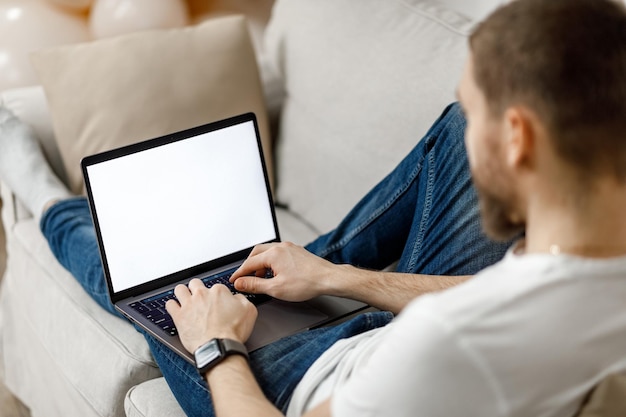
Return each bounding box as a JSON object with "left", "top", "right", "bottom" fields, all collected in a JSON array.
[{"left": 194, "top": 338, "right": 249, "bottom": 375}]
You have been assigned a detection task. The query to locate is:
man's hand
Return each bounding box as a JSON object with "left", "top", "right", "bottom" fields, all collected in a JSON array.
[
  {"left": 165, "top": 279, "right": 258, "bottom": 354},
  {"left": 230, "top": 242, "right": 471, "bottom": 314},
  {"left": 230, "top": 242, "right": 341, "bottom": 302}
]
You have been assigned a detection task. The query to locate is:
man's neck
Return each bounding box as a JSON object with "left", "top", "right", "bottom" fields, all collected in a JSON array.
[{"left": 524, "top": 179, "right": 626, "bottom": 258}]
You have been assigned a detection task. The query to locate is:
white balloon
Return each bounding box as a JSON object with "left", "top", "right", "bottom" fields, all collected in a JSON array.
[
  {"left": 0, "top": 0, "right": 90, "bottom": 91},
  {"left": 90, "top": 0, "right": 189, "bottom": 39}
]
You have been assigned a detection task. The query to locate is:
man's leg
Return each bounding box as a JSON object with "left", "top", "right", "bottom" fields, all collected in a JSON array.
[
  {"left": 395, "top": 103, "right": 512, "bottom": 274},
  {"left": 40, "top": 198, "right": 122, "bottom": 316},
  {"left": 306, "top": 103, "right": 512, "bottom": 275}
]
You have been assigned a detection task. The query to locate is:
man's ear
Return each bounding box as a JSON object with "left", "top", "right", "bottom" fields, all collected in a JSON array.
[{"left": 503, "top": 106, "right": 535, "bottom": 171}]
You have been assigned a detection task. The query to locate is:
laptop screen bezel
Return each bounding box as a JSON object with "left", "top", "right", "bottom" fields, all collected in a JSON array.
[{"left": 81, "top": 113, "right": 280, "bottom": 304}]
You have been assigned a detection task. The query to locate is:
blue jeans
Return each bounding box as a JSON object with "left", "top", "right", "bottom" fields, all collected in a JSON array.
[
  {"left": 307, "top": 103, "right": 508, "bottom": 275},
  {"left": 40, "top": 103, "right": 511, "bottom": 416}
]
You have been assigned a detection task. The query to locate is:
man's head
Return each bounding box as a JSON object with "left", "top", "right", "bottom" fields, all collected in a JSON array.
[{"left": 458, "top": 0, "right": 626, "bottom": 241}]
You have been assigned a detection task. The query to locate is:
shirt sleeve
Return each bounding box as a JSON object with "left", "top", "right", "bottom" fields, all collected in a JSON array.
[{"left": 331, "top": 300, "right": 505, "bottom": 417}]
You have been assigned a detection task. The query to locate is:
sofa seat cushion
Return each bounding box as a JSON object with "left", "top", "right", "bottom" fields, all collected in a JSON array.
[
  {"left": 267, "top": 0, "right": 474, "bottom": 234},
  {"left": 0, "top": 219, "right": 160, "bottom": 416}
]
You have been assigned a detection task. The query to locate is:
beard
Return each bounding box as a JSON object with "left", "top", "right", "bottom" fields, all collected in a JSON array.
[{"left": 474, "top": 178, "right": 526, "bottom": 242}]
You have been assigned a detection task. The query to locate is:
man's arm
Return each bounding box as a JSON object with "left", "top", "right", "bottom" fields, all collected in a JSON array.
[
  {"left": 230, "top": 242, "right": 470, "bottom": 314},
  {"left": 326, "top": 265, "right": 470, "bottom": 314},
  {"left": 203, "top": 355, "right": 284, "bottom": 417},
  {"left": 203, "top": 354, "right": 331, "bottom": 417}
]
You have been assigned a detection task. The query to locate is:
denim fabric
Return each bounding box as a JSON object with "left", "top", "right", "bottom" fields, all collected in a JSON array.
[
  {"left": 306, "top": 103, "right": 511, "bottom": 274},
  {"left": 41, "top": 197, "right": 122, "bottom": 318},
  {"left": 40, "top": 102, "right": 512, "bottom": 417}
]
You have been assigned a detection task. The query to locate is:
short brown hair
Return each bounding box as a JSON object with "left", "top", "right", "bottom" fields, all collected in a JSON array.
[{"left": 470, "top": 0, "right": 626, "bottom": 181}]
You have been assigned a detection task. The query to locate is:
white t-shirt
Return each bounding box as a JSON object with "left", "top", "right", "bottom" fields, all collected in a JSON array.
[{"left": 287, "top": 246, "right": 626, "bottom": 417}]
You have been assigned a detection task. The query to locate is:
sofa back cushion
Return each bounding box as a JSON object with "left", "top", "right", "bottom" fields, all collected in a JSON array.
[{"left": 266, "top": 0, "right": 474, "bottom": 234}]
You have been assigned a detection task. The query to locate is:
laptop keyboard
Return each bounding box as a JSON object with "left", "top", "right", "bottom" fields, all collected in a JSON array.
[{"left": 129, "top": 267, "right": 270, "bottom": 337}]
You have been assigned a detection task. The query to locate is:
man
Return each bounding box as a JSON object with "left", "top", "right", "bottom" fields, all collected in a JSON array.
[
  {"left": 0, "top": 22, "right": 510, "bottom": 417},
  {"left": 164, "top": 0, "right": 626, "bottom": 416},
  {"left": 0, "top": 0, "right": 624, "bottom": 415}
]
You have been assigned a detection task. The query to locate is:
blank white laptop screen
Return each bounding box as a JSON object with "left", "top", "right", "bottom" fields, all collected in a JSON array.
[{"left": 86, "top": 120, "right": 276, "bottom": 293}]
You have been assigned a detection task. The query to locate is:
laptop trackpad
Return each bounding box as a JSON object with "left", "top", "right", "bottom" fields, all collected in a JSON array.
[{"left": 246, "top": 300, "right": 329, "bottom": 351}]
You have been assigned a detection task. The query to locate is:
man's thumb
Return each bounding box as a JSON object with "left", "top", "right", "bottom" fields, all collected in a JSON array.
[{"left": 233, "top": 276, "right": 267, "bottom": 294}]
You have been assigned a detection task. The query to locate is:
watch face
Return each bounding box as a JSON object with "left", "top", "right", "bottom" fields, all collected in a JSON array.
[{"left": 195, "top": 339, "right": 222, "bottom": 368}]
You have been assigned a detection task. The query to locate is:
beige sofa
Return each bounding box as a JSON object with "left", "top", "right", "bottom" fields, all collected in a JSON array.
[{"left": 8, "top": 0, "right": 615, "bottom": 416}]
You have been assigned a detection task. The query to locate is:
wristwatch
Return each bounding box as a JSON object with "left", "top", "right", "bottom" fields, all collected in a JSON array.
[{"left": 194, "top": 338, "right": 249, "bottom": 375}]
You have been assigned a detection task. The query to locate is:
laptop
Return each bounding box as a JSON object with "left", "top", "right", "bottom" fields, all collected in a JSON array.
[{"left": 81, "top": 113, "right": 366, "bottom": 364}]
